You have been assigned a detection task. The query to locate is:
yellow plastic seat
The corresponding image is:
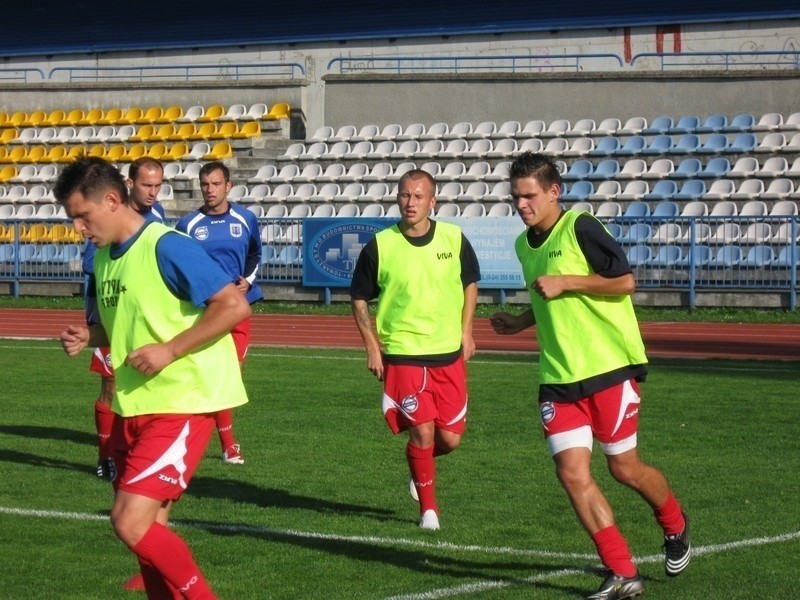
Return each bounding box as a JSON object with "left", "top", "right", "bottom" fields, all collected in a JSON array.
[
  {"left": 120, "top": 144, "right": 147, "bottom": 162},
  {"left": 87, "top": 145, "right": 107, "bottom": 158},
  {"left": 41, "top": 110, "right": 66, "bottom": 127},
  {"left": 105, "top": 145, "right": 127, "bottom": 162},
  {"left": 129, "top": 124, "right": 156, "bottom": 142},
  {"left": 203, "top": 141, "right": 232, "bottom": 160},
  {"left": 233, "top": 121, "right": 261, "bottom": 139},
  {"left": 21, "top": 222, "right": 48, "bottom": 243},
  {"left": 77, "top": 108, "right": 104, "bottom": 126},
  {"left": 59, "top": 109, "right": 85, "bottom": 126},
  {"left": 161, "top": 142, "right": 188, "bottom": 162},
  {"left": 19, "top": 145, "right": 48, "bottom": 164},
  {"left": 20, "top": 110, "right": 46, "bottom": 127},
  {"left": 1, "top": 146, "right": 28, "bottom": 163},
  {"left": 169, "top": 123, "right": 195, "bottom": 141},
  {"left": 45, "top": 223, "right": 70, "bottom": 243},
  {"left": 118, "top": 107, "right": 144, "bottom": 125},
  {"left": 197, "top": 104, "right": 224, "bottom": 122},
  {"left": 157, "top": 105, "right": 183, "bottom": 123},
  {"left": 210, "top": 122, "right": 238, "bottom": 139},
  {"left": 264, "top": 102, "right": 290, "bottom": 121},
  {"left": 150, "top": 124, "right": 176, "bottom": 141},
  {"left": 0, "top": 224, "right": 11, "bottom": 242},
  {"left": 0, "top": 165, "right": 17, "bottom": 182},
  {"left": 0, "top": 129, "right": 18, "bottom": 144},
  {"left": 147, "top": 143, "right": 168, "bottom": 159},
  {"left": 8, "top": 112, "right": 28, "bottom": 127},
  {"left": 137, "top": 106, "right": 163, "bottom": 124},
  {"left": 188, "top": 123, "right": 217, "bottom": 140},
  {"left": 0, "top": 112, "right": 8, "bottom": 127},
  {"left": 58, "top": 146, "right": 85, "bottom": 163},
  {"left": 97, "top": 107, "right": 124, "bottom": 125}
]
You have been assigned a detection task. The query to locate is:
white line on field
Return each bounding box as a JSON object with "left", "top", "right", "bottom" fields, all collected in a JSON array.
[
  {"left": 0, "top": 344, "right": 797, "bottom": 374},
  {"left": 384, "top": 530, "right": 800, "bottom": 600},
  {"left": 1, "top": 506, "right": 797, "bottom": 599}
]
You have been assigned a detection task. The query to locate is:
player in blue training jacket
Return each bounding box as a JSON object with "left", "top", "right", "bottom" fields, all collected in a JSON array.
[{"left": 176, "top": 161, "right": 263, "bottom": 465}]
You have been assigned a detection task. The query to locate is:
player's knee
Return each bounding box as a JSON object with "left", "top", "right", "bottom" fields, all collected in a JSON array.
[
  {"left": 435, "top": 431, "right": 462, "bottom": 454},
  {"left": 555, "top": 463, "right": 593, "bottom": 492},
  {"left": 607, "top": 455, "right": 643, "bottom": 487}
]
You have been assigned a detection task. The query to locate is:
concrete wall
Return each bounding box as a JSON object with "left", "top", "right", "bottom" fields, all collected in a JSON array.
[{"left": 322, "top": 71, "right": 800, "bottom": 129}]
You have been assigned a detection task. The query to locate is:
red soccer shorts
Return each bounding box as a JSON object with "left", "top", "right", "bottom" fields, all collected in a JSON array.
[
  {"left": 382, "top": 358, "right": 468, "bottom": 435},
  {"left": 540, "top": 379, "right": 641, "bottom": 457},
  {"left": 89, "top": 346, "right": 114, "bottom": 377},
  {"left": 230, "top": 317, "right": 251, "bottom": 362},
  {"left": 111, "top": 413, "right": 216, "bottom": 502}
]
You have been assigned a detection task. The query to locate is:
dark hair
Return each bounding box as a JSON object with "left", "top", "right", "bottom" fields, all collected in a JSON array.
[
  {"left": 509, "top": 152, "right": 562, "bottom": 190},
  {"left": 53, "top": 157, "right": 128, "bottom": 206},
  {"left": 199, "top": 161, "right": 230, "bottom": 181},
  {"left": 397, "top": 169, "right": 437, "bottom": 196},
  {"left": 128, "top": 157, "right": 163, "bottom": 181}
]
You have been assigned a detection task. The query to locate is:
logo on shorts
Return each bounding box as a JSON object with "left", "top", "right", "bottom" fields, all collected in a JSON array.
[
  {"left": 540, "top": 402, "right": 555, "bottom": 424},
  {"left": 194, "top": 226, "right": 209, "bottom": 241},
  {"left": 104, "top": 353, "right": 113, "bottom": 368},
  {"left": 401, "top": 395, "right": 419, "bottom": 413}
]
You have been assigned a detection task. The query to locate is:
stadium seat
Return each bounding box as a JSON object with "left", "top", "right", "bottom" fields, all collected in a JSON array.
[
  {"left": 651, "top": 201, "right": 679, "bottom": 218},
  {"left": 391, "top": 140, "right": 421, "bottom": 159},
  {"left": 769, "top": 200, "right": 799, "bottom": 217},
  {"left": 754, "top": 132, "right": 786, "bottom": 153},
  {"left": 773, "top": 246, "right": 800, "bottom": 269},
  {"left": 673, "top": 179, "right": 707, "bottom": 201},
  {"left": 419, "top": 122, "right": 449, "bottom": 140},
  {"left": 564, "top": 137, "right": 594, "bottom": 157},
  {"left": 309, "top": 184, "right": 340, "bottom": 204},
  {"left": 648, "top": 244, "right": 683, "bottom": 267},
  {"left": 197, "top": 104, "right": 225, "bottom": 122},
  {"left": 458, "top": 182, "right": 490, "bottom": 202},
  {"left": 264, "top": 102, "right": 291, "bottom": 121},
  {"left": 619, "top": 223, "right": 653, "bottom": 246},
  {"left": 680, "top": 200, "right": 708, "bottom": 218},
  {"left": 241, "top": 103, "right": 268, "bottom": 121},
  {"left": 742, "top": 223, "right": 773, "bottom": 245},
  {"left": 342, "top": 141, "right": 373, "bottom": 160},
  {"left": 668, "top": 115, "right": 700, "bottom": 134},
  {"left": 678, "top": 244, "right": 712, "bottom": 267},
  {"left": 340, "top": 162, "right": 370, "bottom": 182},
  {"left": 486, "top": 202, "right": 513, "bottom": 217},
  {"left": 484, "top": 181, "right": 510, "bottom": 202},
  {"left": 742, "top": 245, "right": 775, "bottom": 268},
  {"left": 617, "top": 180, "right": 649, "bottom": 201},
  {"left": 203, "top": 141, "right": 232, "bottom": 160},
  {"left": 413, "top": 140, "right": 443, "bottom": 159},
  {"left": 589, "top": 181, "right": 621, "bottom": 201},
  {"left": 316, "top": 163, "right": 347, "bottom": 183},
  {"left": 695, "top": 113, "right": 727, "bottom": 133},
  {"left": 622, "top": 200, "right": 650, "bottom": 218},
  {"left": 695, "top": 134, "right": 728, "bottom": 154},
  {"left": 436, "top": 182, "right": 463, "bottom": 202},
  {"left": 668, "top": 134, "right": 701, "bottom": 155},
  {"left": 485, "top": 161, "right": 511, "bottom": 182},
  {"left": 291, "top": 164, "right": 323, "bottom": 183},
  {"left": 439, "top": 139, "right": 469, "bottom": 159},
  {"left": 728, "top": 156, "right": 759, "bottom": 178},
  {"left": 751, "top": 112, "right": 783, "bottom": 132},
  {"left": 349, "top": 124, "right": 380, "bottom": 142},
  {"left": 461, "top": 161, "right": 492, "bottom": 182},
  {"left": 365, "top": 140, "right": 395, "bottom": 160},
  {"left": 709, "top": 245, "right": 743, "bottom": 268},
  {"left": 626, "top": 244, "right": 653, "bottom": 266},
  {"left": 117, "top": 107, "right": 144, "bottom": 125},
  {"left": 651, "top": 223, "right": 683, "bottom": 244},
  {"left": 461, "top": 202, "right": 486, "bottom": 218},
  {"left": 562, "top": 159, "right": 593, "bottom": 181},
  {"left": 561, "top": 181, "right": 593, "bottom": 202},
  {"left": 721, "top": 113, "right": 755, "bottom": 133},
  {"left": 382, "top": 161, "right": 412, "bottom": 183},
  {"left": 596, "top": 203, "right": 622, "bottom": 220},
  {"left": 541, "top": 119, "right": 571, "bottom": 138},
  {"left": 669, "top": 158, "right": 702, "bottom": 179},
  {"left": 436, "top": 202, "right": 460, "bottom": 218},
  {"left": 616, "top": 159, "right": 647, "bottom": 179},
  {"left": 463, "top": 138, "right": 492, "bottom": 159},
  {"left": 360, "top": 183, "right": 392, "bottom": 203},
  {"left": 264, "top": 204, "right": 288, "bottom": 219},
  {"left": 395, "top": 123, "right": 424, "bottom": 141},
  {"left": 618, "top": 116, "right": 647, "bottom": 135},
  {"left": 709, "top": 200, "right": 738, "bottom": 217},
  {"left": 739, "top": 200, "right": 768, "bottom": 217},
  {"left": 360, "top": 204, "right": 385, "bottom": 218},
  {"left": 593, "top": 117, "right": 620, "bottom": 136},
  {"left": 515, "top": 120, "right": 546, "bottom": 138},
  {"left": 516, "top": 138, "right": 544, "bottom": 155},
  {"left": 703, "top": 179, "right": 736, "bottom": 201},
  {"left": 570, "top": 201, "right": 593, "bottom": 214},
  {"left": 333, "top": 204, "right": 359, "bottom": 218},
  {"left": 491, "top": 120, "right": 521, "bottom": 139},
  {"left": 641, "top": 135, "right": 673, "bottom": 156},
  {"left": 466, "top": 121, "right": 496, "bottom": 139},
  {"left": 542, "top": 138, "right": 569, "bottom": 156},
  {"left": 643, "top": 180, "right": 677, "bottom": 201},
  {"left": 615, "top": 136, "right": 646, "bottom": 156},
  {"left": 568, "top": 118, "right": 596, "bottom": 137},
  {"left": 641, "top": 158, "right": 675, "bottom": 179},
  {"left": 239, "top": 184, "right": 270, "bottom": 204},
  {"left": 333, "top": 183, "right": 364, "bottom": 203},
  {"left": 727, "top": 133, "right": 757, "bottom": 154},
  {"left": 265, "top": 183, "right": 294, "bottom": 203},
  {"left": 219, "top": 104, "right": 247, "bottom": 122},
  {"left": 441, "top": 121, "right": 472, "bottom": 140},
  {"left": 761, "top": 178, "right": 794, "bottom": 200},
  {"left": 709, "top": 223, "right": 741, "bottom": 245},
  {"left": 643, "top": 116, "right": 674, "bottom": 135},
  {"left": 177, "top": 105, "right": 205, "bottom": 123},
  {"left": 698, "top": 157, "right": 731, "bottom": 179},
  {"left": 284, "top": 183, "right": 317, "bottom": 203},
  {"left": 731, "top": 180, "right": 765, "bottom": 201}
]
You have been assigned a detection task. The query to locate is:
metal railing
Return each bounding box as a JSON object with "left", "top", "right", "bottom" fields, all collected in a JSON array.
[
  {"left": 1, "top": 216, "right": 797, "bottom": 308},
  {"left": 327, "top": 53, "right": 624, "bottom": 74},
  {"left": 47, "top": 62, "right": 306, "bottom": 83},
  {"left": 0, "top": 68, "right": 46, "bottom": 83},
  {"left": 629, "top": 50, "right": 800, "bottom": 71}
]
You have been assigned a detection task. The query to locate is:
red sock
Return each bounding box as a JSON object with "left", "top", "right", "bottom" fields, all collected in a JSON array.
[
  {"left": 654, "top": 493, "right": 685, "bottom": 536},
  {"left": 215, "top": 409, "right": 236, "bottom": 451},
  {"left": 137, "top": 557, "right": 182, "bottom": 599},
  {"left": 406, "top": 443, "right": 437, "bottom": 514},
  {"left": 132, "top": 522, "right": 215, "bottom": 600},
  {"left": 592, "top": 525, "right": 637, "bottom": 578},
  {"left": 94, "top": 401, "right": 115, "bottom": 460}
]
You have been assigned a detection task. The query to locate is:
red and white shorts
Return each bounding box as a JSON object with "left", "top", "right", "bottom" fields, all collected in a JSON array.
[
  {"left": 540, "top": 379, "right": 641, "bottom": 457},
  {"left": 111, "top": 413, "right": 216, "bottom": 502},
  {"left": 231, "top": 317, "right": 251, "bottom": 362},
  {"left": 382, "top": 358, "right": 468, "bottom": 435},
  {"left": 89, "top": 346, "right": 114, "bottom": 378}
]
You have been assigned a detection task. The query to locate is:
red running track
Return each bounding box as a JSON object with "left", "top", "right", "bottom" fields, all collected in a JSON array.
[{"left": 1, "top": 308, "right": 798, "bottom": 361}]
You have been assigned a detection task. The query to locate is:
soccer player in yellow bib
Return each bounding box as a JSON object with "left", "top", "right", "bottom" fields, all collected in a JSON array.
[
  {"left": 491, "top": 153, "right": 690, "bottom": 600},
  {"left": 351, "top": 169, "right": 480, "bottom": 530},
  {"left": 57, "top": 157, "right": 249, "bottom": 599}
]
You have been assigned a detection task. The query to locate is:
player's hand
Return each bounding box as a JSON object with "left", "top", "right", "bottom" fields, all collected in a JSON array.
[
  {"left": 490, "top": 312, "right": 526, "bottom": 335},
  {"left": 462, "top": 332, "right": 476, "bottom": 361},
  {"left": 234, "top": 276, "right": 250, "bottom": 295},
  {"left": 532, "top": 275, "right": 566, "bottom": 300},
  {"left": 60, "top": 324, "right": 89, "bottom": 356},
  {"left": 366, "top": 347, "right": 385, "bottom": 381},
  {"left": 125, "top": 343, "right": 177, "bottom": 377}
]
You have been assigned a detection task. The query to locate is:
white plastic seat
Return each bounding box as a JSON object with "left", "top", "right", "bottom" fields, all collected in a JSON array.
[
  {"left": 365, "top": 141, "right": 396, "bottom": 160},
  {"left": 486, "top": 202, "right": 513, "bottom": 217},
  {"left": 588, "top": 181, "right": 621, "bottom": 201},
  {"left": 485, "top": 161, "right": 511, "bottom": 182},
  {"left": 617, "top": 180, "right": 649, "bottom": 201},
  {"left": 285, "top": 183, "right": 317, "bottom": 203},
  {"left": 351, "top": 124, "right": 380, "bottom": 142},
  {"left": 436, "top": 162, "right": 466, "bottom": 182},
  {"left": 769, "top": 200, "right": 799, "bottom": 217},
  {"left": 320, "top": 141, "right": 350, "bottom": 160},
  {"left": 709, "top": 223, "right": 741, "bottom": 245},
  {"left": 739, "top": 200, "right": 768, "bottom": 217},
  {"left": 442, "top": 121, "right": 473, "bottom": 140},
  {"left": 463, "top": 139, "right": 492, "bottom": 159},
  {"left": 419, "top": 162, "right": 442, "bottom": 179},
  {"left": 390, "top": 140, "right": 420, "bottom": 159},
  {"left": 264, "top": 205, "right": 288, "bottom": 220},
  {"left": 309, "top": 183, "right": 340, "bottom": 203},
  {"left": 301, "top": 142, "right": 328, "bottom": 160},
  {"left": 316, "top": 163, "right": 347, "bottom": 183},
  {"left": 248, "top": 165, "right": 278, "bottom": 184},
  {"left": 728, "top": 156, "right": 760, "bottom": 178},
  {"left": 173, "top": 162, "right": 202, "bottom": 181},
  {"left": 642, "top": 158, "right": 675, "bottom": 179},
  {"left": 491, "top": 120, "right": 521, "bottom": 139},
  {"left": 310, "top": 204, "right": 336, "bottom": 218},
  {"left": 563, "top": 137, "right": 594, "bottom": 157},
  {"left": 343, "top": 141, "right": 373, "bottom": 160},
  {"left": 541, "top": 119, "right": 571, "bottom": 138},
  {"left": 618, "top": 116, "right": 647, "bottom": 135},
  {"left": 703, "top": 179, "right": 736, "bottom": 201},
  {"left": 616, "top": 159, "right": 648, "bottom": 180},
  {"left": 570, "top": 201, "right": 594, "bottom": 214},
  {"left": 771, "top": 222, "right": 800, "bottom": 244},
  {"left": 437, "top": 182, "right": 463, "bottom": 202},
  {"left": 269, "top": 164, "right": 301, "bottom": 183},
  {"left": 461, "top": 202, "right": 486, "bottom": 217},
  {"left": 385, "top": 162, "right": 416, "bottom": 183},
  {"left": 333, "top": 183, "right": 365, "bottom": 203},
  {"left": 265, "top": 183, "right": 294, "bottom": 203},
  {"left": 9, "top": 165, "right": 37, "bottom": 183},
  {"left": 436, "top": 203, "right": 460, "bottom": 218},
  {"left": 594, "top": 201, "right": 622, "bottom": 219},
  {"left": 758, "top": 156, "right": 788, "bottom": 177},
  {"left": 752, "top": 112, "right": 783, "bottom": 131},
  {"left": 741, "top": 222, "right": 773, "bottom": 245},
  {"left": 290, "top": 164, "right": 322, "bottom": 183},
  {"left": 419, "top": 122, "right": 449, "bottom": 140},
  {"left": 340, "top": 162, "right": 370, "bottom": 182},
  {"left": 360, "top": 204, "right": 385, "bottom": 218},
  {"left": 328, "top": 125, "right": 357, "bottom": 143},
  {"left": 309, "top": 125, "right": 334, "bottom": 142},
  {"left": 219, "top": 104, "right": 247, "bottom": 121},
  {"left": 30, "top": 164, "right": 58, "bottom": 183},
  {"left": 680, "top": 201, "right": 709, "bottom": 217},
  {"left": 485, "top": 138, "right": 517, "bottom": 159},
  {"left": 515, "top": 120, "right": 546, "bottom": 138},
  {"left": 467, "top": 121, "right": 496, "bottom": 139},
  {"left": 413, "top": 140, "right": 444, "bottom": 159},
  {"left": 439, "top": 139, "right": 469, "bottom": 159},
  {"left": 709, "top": 200, "right": 738, "bottom": 217},
  {"left": 595, "top": 118, "right": 621, "bottom": 135},
  {"left": 731, "top": 180, "right": 765, "bottom": 201},
  {"left": 651, "top": 223, "right": 682, "bottom": 244},
  {"left": 457, "top": 182, "right": 490, "bottom": 202},
  {"left": 754, "top": 132, "right": 786, "bottom": 153},
  {"left": 288, "top": 204, "right": 312, "bottom": 219},
  {"left": 516, "top": 138, "right": 544, "bottom": 155},
  {"left": 395, "top": 123, "right": 424, "bottom": 141},
  {"left": 542, "top": 138, "right": 569, "bottom": 157},
  {"left": 338, "top": 204, "right": 362, "bottom": 218},
  {"left": 242, "top": 103, "right": 269, "bottom": 121},
  {"left": 761, "top": 178, "right": 794, "bottom": 200},
  {"left": 484, "top": 181, "right": 511, "bottom": 202},
  {"left": 276, "top": 143, "right": 304, "bottom": 162},
  {"left": 461, "top": 161, "right": 491, "bottom": 182}
]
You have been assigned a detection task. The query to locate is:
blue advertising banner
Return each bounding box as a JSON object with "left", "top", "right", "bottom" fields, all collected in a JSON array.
[{"left": 302, "top": 216, "right": 526, "bottom": 289}]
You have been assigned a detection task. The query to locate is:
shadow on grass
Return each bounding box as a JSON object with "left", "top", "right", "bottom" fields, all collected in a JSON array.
[
  {"left": 0, "top": 425, "right": 95, "bottom": 446},
  {"left": 189, "top": 476, "right": 403, "bottom": 524}
]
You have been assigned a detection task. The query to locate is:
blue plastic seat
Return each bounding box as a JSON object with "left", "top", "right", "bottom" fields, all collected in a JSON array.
[
  {"left": 668, "top": 115, "right": 701, "bottom": 134},
  {"left": 696, "top": 133, "right": 729, "bottom": 154},
  {"left": 622, "top": 200, "right": 651, "bottom": 218},
  {"left": 773, "top": 246, "right": 800, "bottom": 269},
  {"left": 695, "top": 114, "right": 728, "bottom": 133},
  {"left": 561, "top": 180, "right": 594, "bottom": 202},
  {"left": 648, "top": 245, "right": 683, "bottom": 267},
  {"left": 615, "top": 136, "right": 647, "bottom": 156},
  {"left": 642, "top": 116, "right": 673, "bottom": 135},
  {"left": 651, "top": 201, "right": 679, "bottom": 218},
  {"left": 678, "top": 244, "right": 712, "bottom": 267},
  {"left": 626, "top": 244, "right": 653, "bottom": 266},
  {"left": 743, "top": 245, "right": 775, "bottom": 267},
  {"left": 673, "top": 179, "right": 707, "bottom": 201},
  {"left": 562, "top": 159, "right": 593, "bottom": 181},
  {"left": 669, "top": 158, "right": 702, "bottom": 179},
  {"left": 586, "top": 159, "right": 620, "bottom": 180},
  {"left": 727, "top": 133, "right": 757, "bottom": 154},
  {"left": 588, "top": 136, "right": 621, "bottom": 157},
  {"left": 643, "top": 180, "right": 678, "bottom": 201},
  {"left": 619, "top": 223, "right": 653, "bottom": 245},
  {"left": 641, "top": 135, "right": 674, "bottom": 155},
  {"left": 698, "top": 157, "right": 731, "bottom": 179},
  {"left": 709, "top": 245, "right": 743, "bottom": 268},
  {"left": 668, "top": 134, "right": 701, "bottom": 155},
  {"left": 721, "top": 113, "right": 756, "bottom": 133}
]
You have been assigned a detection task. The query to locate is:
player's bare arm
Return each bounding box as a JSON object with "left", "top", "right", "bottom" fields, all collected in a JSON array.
[
  {"left": 490, "top": 308, "right": 536, "bottom": 335},
  {"left": 351, "top": 298, "right": 385, "bottom": 380},
  {"left": 461, "top": 282, "right": 478, "bottom": 361},
  {"left": 126, "top": 283, "right": 250, "bottom": 376},
  {"left": 534, "top": 272, "right": 636, "bottom": 300}
]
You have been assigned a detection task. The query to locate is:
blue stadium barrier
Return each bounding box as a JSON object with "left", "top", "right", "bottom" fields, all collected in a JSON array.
[
  {"left": 48, "top": 63, "right": 306, "bottom": 83},
  {"left": 630, "top": 50, "right": 800, "bottom": 71}
]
